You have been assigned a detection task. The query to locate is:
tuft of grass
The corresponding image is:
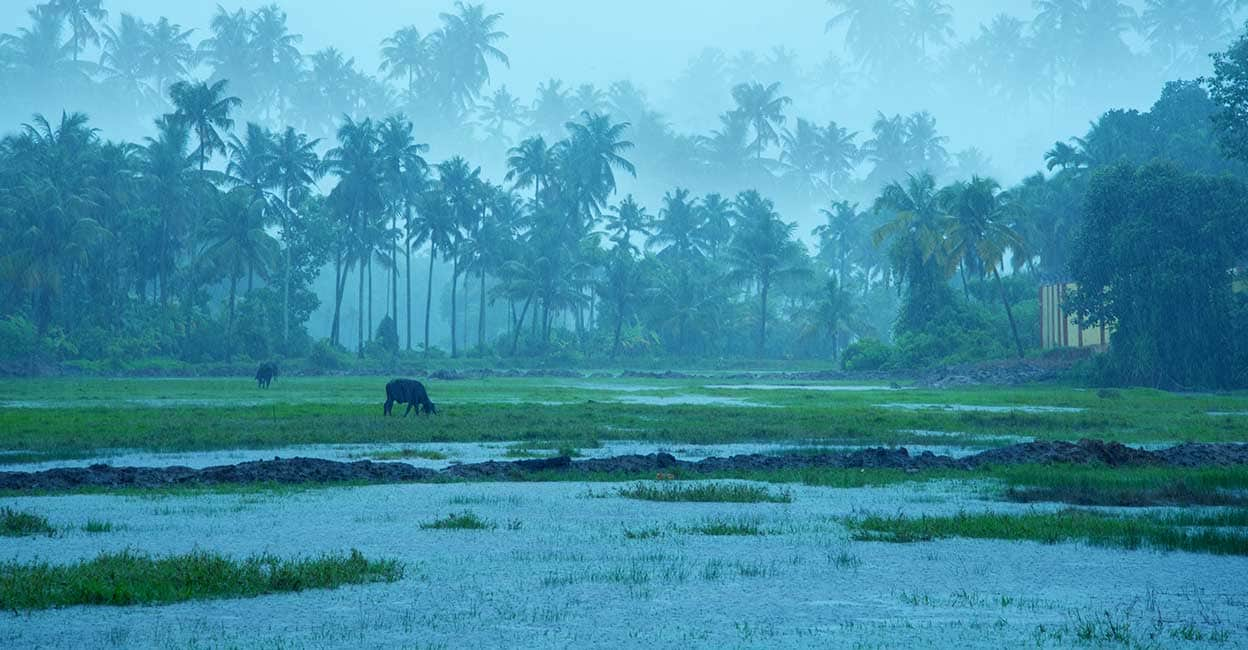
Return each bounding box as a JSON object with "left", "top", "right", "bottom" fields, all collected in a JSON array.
[
  {"left": 0, "top": 549, "right": 403, "bottom": 610},
  {"left": 419, "top": 511, "right": 495, "bottom": 530},
  {"left": 617, "top": 482, "right": 791, "bottom": 503},
  {"left": 846, "top": 508, "right": 1248, "bottom": 556},
  {"left": 81, "top": 520, "right": 114, "bottom": 534},
  {"left": 623, "top": 526, "right": 665, "bottom": 540},
  {"left": 0, "top": 507, "right": 55, "bottom": 537},
  {"left": 684, "top": 516, "right": 766, "bottom": 536}
]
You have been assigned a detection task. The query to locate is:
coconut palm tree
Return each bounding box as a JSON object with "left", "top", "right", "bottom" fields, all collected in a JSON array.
[
  {"left": 817, "top": 120, "right": 860, "bottom": 190},
  {"left": 99, "top": 13, "right": 156, "bottom": 108},
  {"left": 563, "top": 111, "right": 635, "bottom": 213},
  {"left": 268, "top": 126, "right": 322, "bottom": 346},
  {"left": 826, "top": 0, "right": 908, "bottom": 73},
  {"left": 531, "top": 78, "right": 573, "bottom": 138},
  {"left": 505, "top": 136, "right": 555, "bottom": 205},
  {"left": 942, "top": 176, "right": 1029, "bottom": 358},
  {"left": 436, "top": 156, "right": 482, "bottom": 357},
  {"left": 46, "top": 0, "right": 106, "bottom": 62},
  {"left": 430, "top": 1, "right": 509, "bottom": 112},
  {"left": 871, "top": 172, "right": 950, "bottom": 332},
  {"left": 326, "top": 116, "right": 383, "bottom": 356},
  {"left": 730, "top": 81, "right": 791, "bottom": 161},
  {"left": 380, "top": 26, "right": 430, "bottom": 100},
  {"left": 602, "top": 195, "right": 651, "bottom": 252},
  {"left": 145, "top": 17, "right": 197, "bottom": 98},
  {"left": 138, "top": 114, "right": 201, "bottom": 306},
  {"left": 814, "top": 200, "right": 861, "bottom": 285},
  {"left": 410, "top": 186, "right": 458, "bottom": 358},
  {"left": 168, "top": 79, "right": 242, "bottom": 172},
  {"left": 904, "top": 0, "right": 954, "bottom": 58},
  {"left": 204, "top": 187, "right": 278, "bottom": 361},
  {"left": 377, "top": 114, "right": 429, "bottom": 350},
  {"left": 727, "top": 190, "right": 807, "bottom": 356},
  {"left": 476, "top": 85, "right": 526, "bottom": 146}
]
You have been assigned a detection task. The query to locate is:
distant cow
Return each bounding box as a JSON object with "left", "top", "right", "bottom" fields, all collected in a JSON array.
[
  {"left": 384, "top": 379, "right": 438, "bottom": 416},
  {"left": 255, "top": 362, "right": 278, "bottom": 389}
]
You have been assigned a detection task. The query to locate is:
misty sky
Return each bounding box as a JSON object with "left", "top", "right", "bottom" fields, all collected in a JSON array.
[{"left": 1, "top": 0, "right": 1033, "bottom": 96}]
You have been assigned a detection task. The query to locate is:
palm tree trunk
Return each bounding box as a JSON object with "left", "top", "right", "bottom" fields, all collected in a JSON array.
[
  {"left": 405, "top": 216, "right": 412, "bottom": 352},
  {"left": 960, "top": 261, "right": 969, "bottom": 301},
  {"left": 392, "top": 211, "right": 399, "bottom": 321},
  {"left": 357, "top": 253, "right": 366, "bottom": 359},
  {"left": 478, "top": 270, "right": 486, "bottom": 351},
  {"left": 512, "top": 295, "right": 532, "bottom": 355},
  {"left": 367, "top": 255, "right": 373, "bottom": 343},
  {"left": 226, "top": 271, "right": 238, "bottom": 362},
  {"left": 450, "top": 257, "right": 459, "bottom": 358},
  {"left": 993, "top": 268, "right": 1025, "bottom": 359},
  {"left": 424, "top": 247, "right": 435, "bottom": 358},
  {"left": 758, "top": 277, "right": 769, "bottom": 357},
  {"left": 611, "top": 299, "right": 625, "bottom": 359},
  {"left": 281, "top": 189, "right": 291, "bottom": 348},
  {"left": 331, "top": 250, "right": 344, "bottom": 346}
]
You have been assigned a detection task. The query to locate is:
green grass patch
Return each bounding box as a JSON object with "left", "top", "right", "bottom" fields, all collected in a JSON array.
[
  {"left": 0, "top": 548, "right": 403, "bottom": 610},
  {"left": 684, "top": 516, "right": 767, "bottom": 536},
  {"left": 617, "top": 482, "right": 791, "bottom": 503},
  {"left": 81, "top": 520, "right": 114, "bottom": 534},
  {"left": 4, "top": 376, "right": 1247, "bottom": 462},
  {"left": 419, "top": 511, "right": 495, "bottom": 530},
  {"left": 846, "top": 508, "right": 1248, "bottom": 556},
  {"left": 0, "top": 507, "right": 54, "bottom": 537},
  {"left": 994, "top": 465, "right": 1248, "bottom": 507}
]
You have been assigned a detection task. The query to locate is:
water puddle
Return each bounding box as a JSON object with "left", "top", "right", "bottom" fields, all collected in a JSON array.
[
  {"left": 706, "top": 384, "right": 900, "bottom": 392},
  {"left": 611, "top": 395, "right": 772, "bottom": 408},
  {"left": 877, "top": 403, "right": 1084, "bottom": 414}
]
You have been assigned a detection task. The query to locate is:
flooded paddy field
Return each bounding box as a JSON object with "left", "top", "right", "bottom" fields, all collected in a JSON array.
[{"left": 2, "top": 375, "right": 1247, "bottom": 648}]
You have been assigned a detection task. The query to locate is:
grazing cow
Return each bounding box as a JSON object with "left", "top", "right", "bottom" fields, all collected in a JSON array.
[
  {"left": 255, "top": 362, "right": 278, "bottom": 389},
  {"left": 384, "top": 378, "right": 438, "bottom": 416}
]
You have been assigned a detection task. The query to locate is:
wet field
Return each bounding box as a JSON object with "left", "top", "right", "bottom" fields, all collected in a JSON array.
[{"left": 2, "top": 375, "right": 1247, "bottom": 648}]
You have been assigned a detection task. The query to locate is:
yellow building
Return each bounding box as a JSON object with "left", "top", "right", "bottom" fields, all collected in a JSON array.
[{"left": 1040, "top": 283, "right": 1111, "bottom": 350}]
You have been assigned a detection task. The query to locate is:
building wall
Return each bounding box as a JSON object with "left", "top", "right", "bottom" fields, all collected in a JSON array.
[{"left": 1040, "top": 283, "right": 1111, "bottom": 350}]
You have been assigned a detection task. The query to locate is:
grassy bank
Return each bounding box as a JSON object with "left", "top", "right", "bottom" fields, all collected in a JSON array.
[
  {"left": 0, "top": 549, "right": 404, "bottom": 610},
  {"left": 846, "top": 508, "right": 1248, "bottom": 556}
]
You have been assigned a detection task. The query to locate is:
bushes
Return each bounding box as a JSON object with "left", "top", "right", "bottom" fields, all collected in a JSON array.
[
  {"left": 842, "top": 338, "right": 892, "bottom": 371},
  {"left": 309, "top": 339, "right": 349, "bottom": 370}
]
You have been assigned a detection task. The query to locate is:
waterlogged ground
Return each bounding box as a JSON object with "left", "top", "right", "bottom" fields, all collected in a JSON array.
[
  {"left": 2, "top": 374, "right": 1248, "bottom": 648},
  {"left": 3, "top": 480, "right": 1246, "bottom": 648}
]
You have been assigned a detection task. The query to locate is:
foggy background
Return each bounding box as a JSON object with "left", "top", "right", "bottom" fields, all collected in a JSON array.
[{"left": 3, "top": 0, "right": 1241, "bottom": 348}]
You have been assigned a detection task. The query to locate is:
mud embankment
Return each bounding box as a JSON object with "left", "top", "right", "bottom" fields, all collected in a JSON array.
[{"left": 2, "top": 440, "right": 1246, "bottom": 492}]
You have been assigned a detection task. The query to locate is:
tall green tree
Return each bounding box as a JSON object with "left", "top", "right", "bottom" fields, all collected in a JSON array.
[
  {"left": 169, "top": 79, "right": 242, "bottom": 172},
  {"left": 730, "top": 81, "right": 791, "bottom": 161},
  {"left": 727, "top": 190, "right": 807, "bottom": 356}
]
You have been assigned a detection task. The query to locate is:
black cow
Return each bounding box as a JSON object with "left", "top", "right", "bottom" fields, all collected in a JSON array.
[
  {"left": 384, "top": 378, "right": 438, "bottom": 416},
  {"left": 255, "top": 362, "right": 278, "bottom": 388}
]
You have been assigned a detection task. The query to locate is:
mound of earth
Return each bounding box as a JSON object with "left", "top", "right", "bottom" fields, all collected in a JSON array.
[{"left": 3, "top": 440, "right": 1246, "bottom": 492}]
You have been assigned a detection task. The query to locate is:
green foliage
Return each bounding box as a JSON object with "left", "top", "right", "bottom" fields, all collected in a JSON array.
[
  {"left": 0, "top": 549, "right": 403, "bottom": 610},
  {"left": 616, "top": 482, "right": 791, "bottom": 503},
  {"left": 1068, "top": 163, "right": 1248, "bottom": 388},
  {"left": 846, "top": 508, "right": 1248, "bottom": 556},
  {"left": 308, "top": 339, "right": 348, "bottom": 370},
  {"left": 0, "top": 507, "right": 55, "bottom": 537},
  {"left": 840, "top": 337, "right": 892, "bottom": 371},
  {"left": 420, "top": 511, "right": 495, "bottom": 530}
]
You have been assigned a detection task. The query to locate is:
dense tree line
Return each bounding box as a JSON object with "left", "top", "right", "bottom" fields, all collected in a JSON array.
[{"left": 2, "top": 1, "right": 1247, "bottom": 388}]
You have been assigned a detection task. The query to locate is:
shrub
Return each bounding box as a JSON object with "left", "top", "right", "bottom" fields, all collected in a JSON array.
[
  {"left": 309, "top": 339, "right": 348, "bottom": 370},
  {"left": 841, "top": 338, "right": 893, "bottom": 371}
]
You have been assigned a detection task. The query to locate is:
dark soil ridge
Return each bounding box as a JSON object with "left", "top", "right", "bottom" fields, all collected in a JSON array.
[{"left": 2, "top": 440, "right": 1246, "bottom": 492}]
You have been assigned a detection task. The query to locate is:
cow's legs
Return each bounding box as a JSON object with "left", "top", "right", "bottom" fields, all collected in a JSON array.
[{"left": 403, "top": 403, "right": 414, "bottom": 417}]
